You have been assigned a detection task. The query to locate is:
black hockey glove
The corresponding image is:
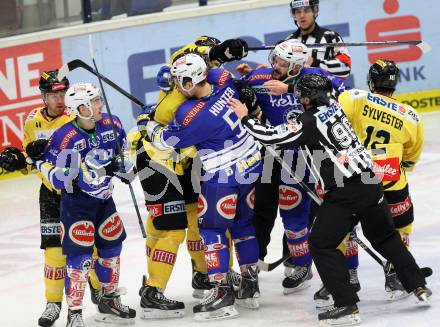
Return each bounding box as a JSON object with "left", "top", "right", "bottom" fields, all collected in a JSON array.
[
  {"left": 209, "top": 38, "right": 248, "bottom": 63},
  {"left": 25, "top": 139, "right": 49, "bottom": 159},
  {"left": 233, "top": 79, "right": 259, "bottom": 117},
  {"left": 0, "top": 147, "right": 27, "bottom": 172},
  {"left": 108, "top": 155, "right": 137, "bottom": 184}
]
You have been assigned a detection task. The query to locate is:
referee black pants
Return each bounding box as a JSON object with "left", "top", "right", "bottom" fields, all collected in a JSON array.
[{"left": 309, "top": 176, "right": 426, "bottom": 307}]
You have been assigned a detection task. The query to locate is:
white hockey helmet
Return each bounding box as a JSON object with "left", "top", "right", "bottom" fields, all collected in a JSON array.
[
  {"left": 65, "top": 82, "right": 101, "bottom": 119},
  {"left": 170, "top": 53, "right": 208, "bottom": 94},
  {"left": 269, "top": 39, "right": 309, "bottom": 78}
]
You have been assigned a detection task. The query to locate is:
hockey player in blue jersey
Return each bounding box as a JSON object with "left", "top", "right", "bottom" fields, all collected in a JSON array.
[
  {"left": 238, "top": 39, "right": 348, "bottom": 294},
  {"left": 144, "top": 53, "right": 262, "bottom": 321},
  {"left": 34, "top": 82, "right": 136, "bottom": 327}
]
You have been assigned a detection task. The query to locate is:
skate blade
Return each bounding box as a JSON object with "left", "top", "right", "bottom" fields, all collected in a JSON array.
[
  {"left": 193, "top": 289, "right": 207, "bottom": 299},
  {"left": 140, "top": 307, "right": 185, "bottom": 320},
  {"left": 94, "top": 313, "right": 135, "bottom": 325},
  {"left": 386, "top": 290, "right": 411, "bottom": 301},
  {"left": 318, "top": 313, "right": 361, "bottom": 326},
  {"left": 193, "top": 305, "right": 239, "bottom": 322},
  {"left": 283, "top": 279, "right": 311, "bottom": 295},
  {"left": 236, "top": 297, "right": 260, "bottom": 309},
  {"left": 415, "top": 294, "right": 432, "bottom": 307},
  {"left": 315, "top": 298, "right": 334, "bottom": 310}
]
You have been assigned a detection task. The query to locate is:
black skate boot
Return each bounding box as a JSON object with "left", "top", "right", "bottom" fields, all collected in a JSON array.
[
  {"left": 38, "top": 302, "right": 61, "bottom": 327},
  {"left": 66, "top": 309, "right": 84, "bottom": 327},
  {"left": 318, "top": 305, "right": 361, "bottom": 326},
  {"left": 384, "top": 262, "right": 410, "bottom": 301},
  {"left": 314, "top": 285, "right": 334, "bottom": 310},
  {"left": 96, "top": 292, "right": 136, "bottom": 325},
  {"left": 88, "top": 276, "right": 104, "bottom": 305},
  {"left": 349, "top": 268, "right": 361, "bottom": 292},
  {"left": 139, "top": 276, "right": 185, "bottom": 319},
  {"left": 193, "top": 283, "right": 239, "bottom": 321},
  {"left": 192, "top": 271, "right": 214, "bottom": 299},
  {"left": 234, "top": 266, "right": 260, "bottom": 309},
  {"left": 414, "top": 286, "right": 432, "bottom": 306},
  {"left": 282, "top": 264, "right": 313, "bottom": 294}
]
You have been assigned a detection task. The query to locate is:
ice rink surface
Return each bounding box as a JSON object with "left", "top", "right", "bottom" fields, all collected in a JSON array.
[{"left": 0, "top": 112, "right": 439, "bottom": 327}]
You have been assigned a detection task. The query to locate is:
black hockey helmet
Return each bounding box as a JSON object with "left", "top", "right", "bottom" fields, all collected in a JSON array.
[
  {"left": 290, "top": 0, "right": 319, "bottom": 17},
  {"left": 39, "top": 70, "right": 69, "bottom": 93},
  {"left": 294, "top": 73, "right": 332, "bottom": 108},
  {"left": 367, "top": 59, "right": 400, "bottom": 93},
  {"left": 195, "top": 35, "right": 221, "bottom": 47}
]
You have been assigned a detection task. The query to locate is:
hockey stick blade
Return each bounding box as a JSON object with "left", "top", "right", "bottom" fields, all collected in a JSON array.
[{"left": 258, "top": 253, "right": 291, "bottom": 272}]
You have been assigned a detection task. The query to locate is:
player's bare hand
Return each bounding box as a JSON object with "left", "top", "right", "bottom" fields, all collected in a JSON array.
[
  {"left": 263, "top": 80, "right": 288, "bottom": 95},
  {"left": 236, "top": 63, "right": 252, "bottom": 76},
  {"left": 228, "top": 98, "right": 248, "bottom": 119}
]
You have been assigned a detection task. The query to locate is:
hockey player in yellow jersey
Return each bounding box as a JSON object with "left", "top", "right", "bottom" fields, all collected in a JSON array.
[
  {"left": 136, "top": 36, "right": 249, "bottom": 319},
  {"left": 0, "top": 71, "right": 102, "bottom": 326},
  {"left": 339, "top": 59, "right": 424, "bottom": 301}
]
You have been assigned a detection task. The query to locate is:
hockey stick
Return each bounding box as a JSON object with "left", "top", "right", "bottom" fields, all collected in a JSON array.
[
  {"left": 249, "top": 40, "right": 431, "bottom": 54},
  {"left": 259, "top": 147, "right": 433, "bottom": 277},
  {"left": 57, "top": 59, "right": 146, "bottom": 108},
  {"left": 88, "top": 35, "right": 146, "bottom": 238}
]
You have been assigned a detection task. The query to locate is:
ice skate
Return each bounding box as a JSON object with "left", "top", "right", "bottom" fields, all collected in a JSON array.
[
  {"left": 38, "top": 302, "right": 61, "bottom": 327},
  {"left": 318, "top": 305, "right": 361, "bottom": 326},
  {"left": 193, "top": 284, "right": 238, "bottom": 321},
  {"left": 282, "top": 264, "right": 312, "bottom": 294},
  {"left": 139, "top": 276, "right": 185, "bottom": 319},
  {"left": 234, "top": 266, "right": 260, "bottom": 309},
  {"left": 95, "top": 292, "right": 136, "bottom": 325}
]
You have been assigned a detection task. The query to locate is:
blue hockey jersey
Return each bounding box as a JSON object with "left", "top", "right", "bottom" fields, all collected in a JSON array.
[
  {"left": 243, "top": 67, "right": 348, "bottom": 126},
  {"left": 150, "top": 80, "right": 262, "bottom": 185},
  {"left": 36, "top": 113, "right": 127, "bottom": 199}
]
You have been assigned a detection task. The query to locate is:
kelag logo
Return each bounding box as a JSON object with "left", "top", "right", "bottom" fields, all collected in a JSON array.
[
  {"left": 366, "top": 0, "right": 425, "bottom": 82},
  {"left": 0, "top": 39, "right": 62, "bottom": 150},
  {"left": 127, "top": 23, "right": 350, "bottom": 117}
]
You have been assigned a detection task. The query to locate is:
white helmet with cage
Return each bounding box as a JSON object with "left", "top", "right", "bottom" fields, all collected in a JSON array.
[
  {"left": 170, "top": 53, "right": 208, "bottom": 94},
  {"left": 65, "top": 82, "right": 101, "bottom": 120},
  {"left": 269, "top": 39, "right": 309, "bottom": 79}
]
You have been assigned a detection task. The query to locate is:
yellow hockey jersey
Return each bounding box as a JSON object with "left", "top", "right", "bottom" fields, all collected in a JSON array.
[
  {"left": 140, "top": 43, "right": 209, "bottom": 175},
  {"left": 23, "top": 107, "right": 74, "bottom": 192},
  {"left": 339, "top": 89, "right": 424, "bottom": 191}
]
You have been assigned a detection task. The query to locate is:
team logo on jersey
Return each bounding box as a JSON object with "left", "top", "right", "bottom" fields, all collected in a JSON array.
[
  {"left": 163, "top": 201, "right": 185, "bottom": 215},
  {"left": 372, "top": 157, "right": 400, "bottom": 182},
  {"left": 198, "top": 195, "right": 208, "bottom": 217},
  {"left": 152, "top": 249, "right": 177, "bottom": 265},
  {"left": 246, "top": 188, "right": 255, "bottom": 209},
  {"left": 44, "top": 265, "right": 66, "bottom": 280},
  {"left": 205, "top": 251, "right": 220, "bottom": 269},
  {"left": 285, "top": 227, "right": 308, "bottom": 240},
  {"left": 98, "top": 213, "right": 124, "bottom": 241},
  {"left": 288, "top": 239, "right": 310, "bottom": 258},
  {"left": 216, "top": 194, "right": 238, "bottom": 219},
  {"left": 389, "top": 196, "right": 412, "bottom": 218},
  {"left": 345, "top": 239, "right": 359, "bottom": 257},
  {"left": 279, "top": 186, "right": 302, "bottom": 210},
  {"left": 146, "top": 204, "right": 163, "bottom": 219},
  {"left": 187, "top": 240, "right": 204, "bottom": 252},
  {"left": 69, "top": 221, "right": 95, "bottom": 247}
]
